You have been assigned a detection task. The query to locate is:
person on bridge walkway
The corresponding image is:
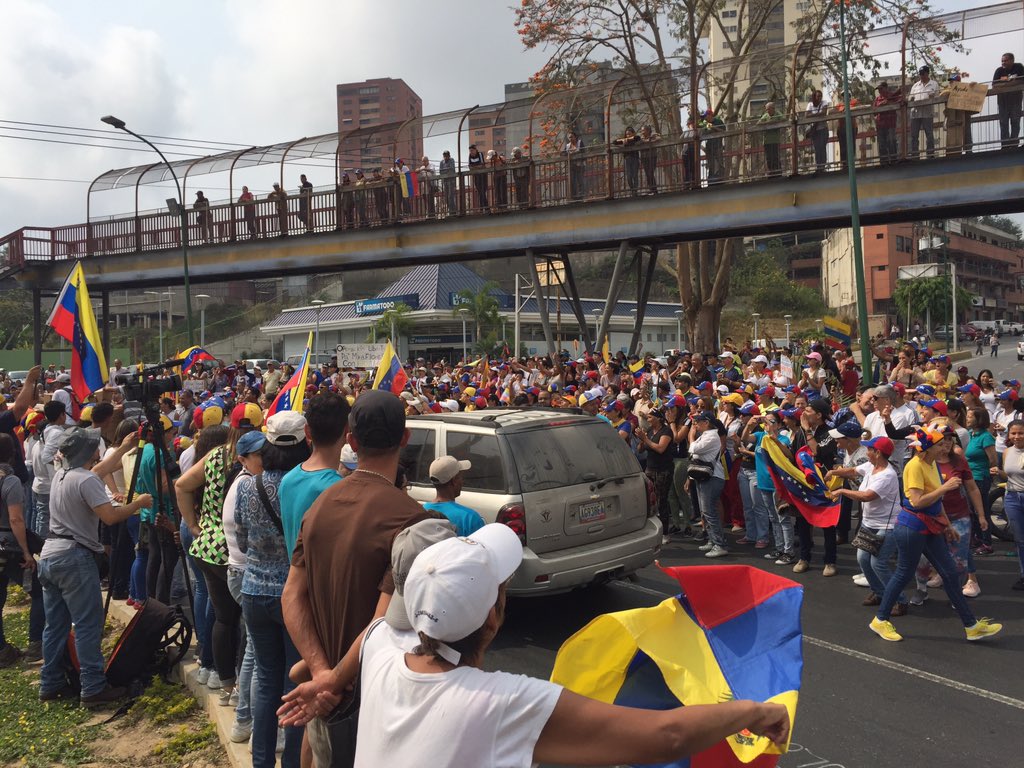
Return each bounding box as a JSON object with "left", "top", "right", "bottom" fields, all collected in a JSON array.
[
  {"left": 297, "top": 174, "right": 313, "bottom": 232},
  {"left": 909, "top": 66, "right": 939, "bottom": 159},
  {"left": 758, "top": 103, "right": 782, "bottom": 177},
  {"left": 639, "top": 124, "right": 660, "bottom": 193},
  {"left": 873, "top": 82, "right": 901, "bottom": 165},
  {"left": 613, "top": 126, "right": 642, "bottom": 194},
  {"left": 467, "top": 144, "right": 488, "bottom": 211},
  {"left": 194, "top": 191, "right": 212, "bottom": 243},
  {"left": 993, "top": 52, "right": 1024, "bottom": 149},
  {"left": 237, "top": 186, "right": 257, "bottom": 239},
  {"left": 268, "top": 183, "right": 288, "bottom": 237},
  {"left": 563, "top": 131, "right": 584, "bottom": 200},
  {"left": 805, "top": 90, "right": 830, "bottom": 173}
]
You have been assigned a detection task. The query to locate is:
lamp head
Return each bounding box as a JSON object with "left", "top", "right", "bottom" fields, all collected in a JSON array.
[{"left": 101, "top": 115, "right": 126, "bottom": 130}]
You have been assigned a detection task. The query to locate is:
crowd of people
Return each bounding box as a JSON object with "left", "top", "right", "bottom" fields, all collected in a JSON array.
[{"left": 0, "top": 324, "right": 1020, "bottom": 765}]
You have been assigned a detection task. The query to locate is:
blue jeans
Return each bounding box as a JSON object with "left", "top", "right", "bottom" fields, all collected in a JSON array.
[
  {"left": 179, "top": 522, "right": 214, "bottom": 669},
  {"left": 0, "top": 556, "right": 44, "bottom": 646},
  {"left": 126, "top": 516, "right": 148, "bottom": 602},
  {"left": 1003, "top": 491, "right": 1024, "bottom": 579},
  {"left": 228, "top": 567, "right": 256, "bottom": 724},
  {"left": 243, "top": 594, "right": 302, "bottom": 768},
  {"left": 33, "top": 494, "right": 50, "bottom": 539},
  {"left": 739, "top": 468, "right": 769, "bottom": 541},
  {"left": 855, "top": 525, "right": 905, "bottom": 603},
  {"left": 696, "top": 477, "right": 727, "bottom": 547},
  {"left": 877, "top": 525, "right": 976, "bottom": 627},
  {"left": 38, "top": 547, "right": 106, "bottom": 697},
  {"left": 762, "top": 489, "right": 795, "bottom": 553}
]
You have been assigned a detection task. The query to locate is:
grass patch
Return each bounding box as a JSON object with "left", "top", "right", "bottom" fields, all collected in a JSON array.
[
  {"left": 152, "top": 721, "right": 217, "bottom": 762},
  {"left": 127, "top": 675, "right": 197, "bottom": 725},
  {"left": 6, "top": 583, "right": 30, "bottom": 607},
  {"left": 0, "top": 611, "right": 100, "bottom": 767}
]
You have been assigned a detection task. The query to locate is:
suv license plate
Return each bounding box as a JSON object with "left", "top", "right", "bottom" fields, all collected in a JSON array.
[{"left": 579, "top": 501, "right": 606, "bottom": 523}]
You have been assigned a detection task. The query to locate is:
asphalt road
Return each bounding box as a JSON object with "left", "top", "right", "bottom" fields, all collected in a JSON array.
[{"left": 489, "top": 523, "right": 1023, "bottom": 768}]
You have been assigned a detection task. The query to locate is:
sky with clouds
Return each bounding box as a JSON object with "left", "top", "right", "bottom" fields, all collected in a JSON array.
[{"left": 0, "top": 0, "right": 1018, "bottom": 236}]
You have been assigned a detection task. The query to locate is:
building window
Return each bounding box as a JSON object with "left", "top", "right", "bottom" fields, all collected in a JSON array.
[
  {"left": 722, "top": 9, "right": 737, "bottom": 17},
  {"left": 876, "top": 233, "right": 884, "bottom": 239},
  {"left": 357, "top": 86, "right": 379, "bottom": 95}
]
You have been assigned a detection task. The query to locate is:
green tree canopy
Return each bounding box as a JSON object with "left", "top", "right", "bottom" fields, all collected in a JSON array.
[{"left": 892, "top": 276, "right": 973, "bottom": 328}]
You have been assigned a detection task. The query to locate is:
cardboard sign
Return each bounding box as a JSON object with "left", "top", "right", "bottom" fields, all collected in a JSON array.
[
  {"left": 780, "top": 355, "right": 794, "bottom": 381},
  {"left": 335, "top": 343, "right": 389, "bottom": 369},
  {"left": 946, "top": 82, "right": 988, "bottom": 113}
]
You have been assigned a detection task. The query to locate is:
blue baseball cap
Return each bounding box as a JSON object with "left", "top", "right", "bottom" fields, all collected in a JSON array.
[
  {"left": 739, "top": 401, "right": 759, "bottom": 416},
  {"left": 915, "top": 384, "right": 936, "bottom": 397},
  {"left": 236, "top": 431, "right": 266, "bottom": 456},
  {"left": 828, "top": 420, "right": 863, "bottom": 439}
]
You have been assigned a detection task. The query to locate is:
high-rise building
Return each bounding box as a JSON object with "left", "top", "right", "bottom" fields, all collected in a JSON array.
[{"left": 336, "top": 78, "right": 423, "bottom": 171}]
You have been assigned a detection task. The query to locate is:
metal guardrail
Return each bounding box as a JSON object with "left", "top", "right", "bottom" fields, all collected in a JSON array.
[{"left": 1, "top": 83, "right": 1021, "bottom": 269}]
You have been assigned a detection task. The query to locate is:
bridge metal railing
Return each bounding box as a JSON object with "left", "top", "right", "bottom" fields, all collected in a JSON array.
[{"left": 2, "top": 82, "right": 1021, "bottom": 270}]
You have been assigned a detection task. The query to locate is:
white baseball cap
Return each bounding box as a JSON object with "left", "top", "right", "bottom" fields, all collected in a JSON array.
[
  {"left": 429, "top": 455, "right": 471, "bottom": 484},
  {"left": 404, "top": 524, "right": 524, "bottom": 648},
  {"left": 265, "top": 411, "right": 306, "bottom": 445},
  {"left": 752, "top": 354, "right": 769, "bottom": 365}
]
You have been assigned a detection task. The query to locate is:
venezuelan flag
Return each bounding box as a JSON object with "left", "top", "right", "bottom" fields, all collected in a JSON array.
[
  {"left": 822, "top": 316, "right": 851, "bottom": 351},
  {"left": 601, "top": 334, "right": 611, "bottom": 363},
  {"left": 372, "top": 340, "right": 409, "bottom": 394},
  {"left": 760, "top": 434, "right": 840, "bottom": 528},
  {"left": 45, "top": 263, "right": 107, "bottom": 402},
  {"left": 399, "top": 170, "right": 419, "bottom": 199},
  {"left": 552, "top": 564, "right": 801, "bottom": 768},
  {"left": 267, "top": 332, "right": 313, "bottom": 417},
  {"left": 629, "top": 359, "right": 646, "bottom": 381},
  {"left": 178, "top": 345, "right": 216, "bottom": 373}
]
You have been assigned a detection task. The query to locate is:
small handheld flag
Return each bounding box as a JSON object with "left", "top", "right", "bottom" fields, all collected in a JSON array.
[
  {"left": 399, "top": 170, "right": 419, "bottom": 199},
  {"left": 761, "top": 434, "right": 841, "bottom": 528},
  {"left": 372, "top": 340, "right": 409, "bottom": 394},
  {"left": 178, "top": 346, "right": 216, "bottom": 373},
  {"left": 267, "top": 332, "right": 313, "bottom": 417},
  {"left": 822, "top": 316, "right": 851, "bottom": 351},
  {"left": 46, "top": 263, "right": 108, "bottom": 402}
]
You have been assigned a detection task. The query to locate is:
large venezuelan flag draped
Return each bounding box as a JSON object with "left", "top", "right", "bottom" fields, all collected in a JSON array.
[
  {"left": 551, "top": 565, "right": 802, "bottom": 768},
  {"left": 267, "top": 332, "right": 313, "bottom": 417},
  {"left": 399, "top": 170, "right": 418, "bottom": 199},
  {"left": 177, "top": 345, "right": 216, "bottom": 373},
  {"left": 822, "top": 316, "right": 851, "bottom": 351},
  {"left": 45, "top": 263, "right": 107, "bottom": 402},
  {"left": 372, "top": 340, "right": 408, "bottom": 394},
  {"left": 760, "top": 434, "right": 841, "bottom": 528}
]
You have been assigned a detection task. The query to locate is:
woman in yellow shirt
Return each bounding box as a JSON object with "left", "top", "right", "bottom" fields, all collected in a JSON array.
[{"left": 869, "top": 428, "right": 1003, "bottom": 643}]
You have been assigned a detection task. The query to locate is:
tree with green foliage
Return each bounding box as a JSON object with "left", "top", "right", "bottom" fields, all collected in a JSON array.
[
  {"left": 731, "top": 243, "right": 826, "bottom": 317},
  {"left": 371, "top": 302, "right": 415, "bottom": 342},
  {"left": 452, "top": 282, "right": 501, "bottom": 353},
  {"left": 892, "top": 276, "right": 973, "bottom": 330},
  {"left": 0, "top": 288, "right": 33, "bottom": 349}
]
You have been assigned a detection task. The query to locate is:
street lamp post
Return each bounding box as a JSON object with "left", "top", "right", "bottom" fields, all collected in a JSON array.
[
  {"left": 195, "top": 294, "right": 211, "bottom": 347},
  {"left": 591, "top": 309, "right": 601, "bottom": 351},
  {"left": 815, "top": 318, "right": 823, "bottom": 335},
  {"left": 751, "top": 312, "right": 761, "bottom": 345},
  {"left": 674, "top": 309, "right": 684, "bottom": 350},
  {"left": 145, "top": 290, "right": 164, "bottom": 361},
  {"left": 101, "top": 115, "right": 195, "bottom": 346},
  {"left": 836, "top": 3, "right": 872, "bottom": 383},
  {"left": 459, "top": 308, "right": 470, "bottom": 362},
  {"left": 311, "top": 299, "right": 325, "bottom": 365},
  {"left": 784, "top": 314, "right": 793, "bottom": 349}
]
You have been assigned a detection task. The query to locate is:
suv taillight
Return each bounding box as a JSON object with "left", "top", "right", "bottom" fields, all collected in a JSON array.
[
  {"left": 497, "top": 503, "right": 527, "bottom": 545},
  {"left": 644, "top": 475, "right": 658, "bottom": 518}
]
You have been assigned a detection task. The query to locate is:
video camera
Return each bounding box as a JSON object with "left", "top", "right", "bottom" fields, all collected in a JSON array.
[{"left": 115, "top": 360, "right": 184, "bottom": 405}]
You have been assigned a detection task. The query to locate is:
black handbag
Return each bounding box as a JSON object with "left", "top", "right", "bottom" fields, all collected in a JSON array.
[
  {"left": 320, "top": 618, "right": 384, "bottom": 768},
  {"left": 686, "top": 459, "right": 714, "bottom": 482},
  {"left": 851, "top": 485, "right": 898, "bottom": 557},
  {"left": 0, "top": 527, "right": 44, "bottom": 559}
]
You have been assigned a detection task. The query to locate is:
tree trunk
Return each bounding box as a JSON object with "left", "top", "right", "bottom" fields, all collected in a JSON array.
[{"left": 674, "top": 238, "right": 735, "bottom": 354}]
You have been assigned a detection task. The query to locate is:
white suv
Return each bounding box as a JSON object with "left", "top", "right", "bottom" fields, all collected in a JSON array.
[{"left": 403, "top": 409, "right": 662, "bottom": 594}]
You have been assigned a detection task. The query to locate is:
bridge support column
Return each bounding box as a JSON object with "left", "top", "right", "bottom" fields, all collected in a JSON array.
[
  {"left": 33, "top": 288, "right": 43, "bottom": 366},
  {"left": 101, "top": 291, "right": 110, "bottom": 369},
  {"left": 529, "top": 251, "right": 557, "bottom": 357},
  {"left": 548, "top": 252, "right": 593, "bottom": 353},
  {"left": 595, "top": 241, "right": 636, "bottom": 353},
  {"left": 628, "top": 247, "right": 658, "bottom": 356}
]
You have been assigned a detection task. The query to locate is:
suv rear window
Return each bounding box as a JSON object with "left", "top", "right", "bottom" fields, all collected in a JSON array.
[
  {"left": 505, "top": 421, "right": 638, "bottom": 489},
  {"left": 445, "top": 431, "right": 508, "bottom": 493},
  {"left": 401, "top": 428, "right": 436, "bottom": 486}
]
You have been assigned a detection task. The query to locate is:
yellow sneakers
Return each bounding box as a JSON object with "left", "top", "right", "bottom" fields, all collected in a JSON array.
[
  {"left": 966, "top": 619, "right": 1003, "bottom": 642},
  {"left": 869, "top": 617, "right": 903, "bottom": 642}
]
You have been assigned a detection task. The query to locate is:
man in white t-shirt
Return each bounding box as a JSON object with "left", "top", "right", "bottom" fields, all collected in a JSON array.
[
  {"left": 909, "top": 66, "right": 939, "bottom": 158},
  {"left": 859, "top": 384, "right": 917, "bottom": 471},
  {"left": 352, "top": 524, "right": 789, "bottom": 768}
]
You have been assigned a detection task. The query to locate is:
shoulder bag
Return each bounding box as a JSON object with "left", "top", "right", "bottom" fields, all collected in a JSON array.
[
  {"left": 851, "top": 487, "right": 897, "bottom": 558},
  {"left": 254, "top": 474, "right": 284, "bottom": 536},
  {"left": 320, "top": 617, "right": 385, "bottom": 768}
]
